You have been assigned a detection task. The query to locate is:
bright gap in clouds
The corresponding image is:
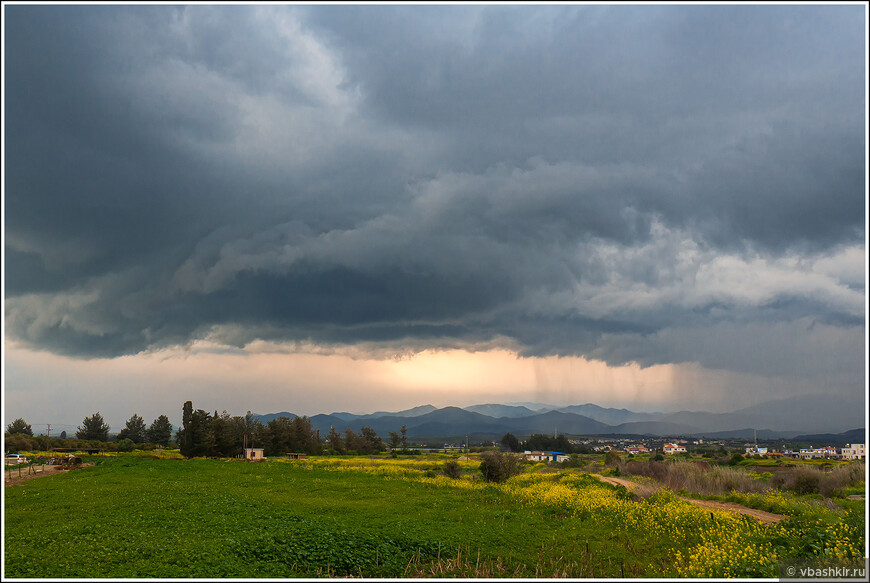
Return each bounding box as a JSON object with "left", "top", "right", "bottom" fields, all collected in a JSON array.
[{"left": 4, "top": 341, "right": 806, "bottom": 432}]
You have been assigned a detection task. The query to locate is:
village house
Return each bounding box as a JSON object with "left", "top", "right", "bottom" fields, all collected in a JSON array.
[
  {"left": 840, "top": 443, "right": 865, "bottom": 461},
  {"left": 745, "top": 446, "right": 768, "bottom": 455},
  {"left": 625, "top": 444, "right": 649, "bottom": 454},
  {"left": 523, "top": 450, "right": 569, "bottom": 463},
  {"left": 663, "top": 443, "right": 687, "bottom": 454},
  {"left": 797, "top": 446, "right": 837, "bottom": 460}
]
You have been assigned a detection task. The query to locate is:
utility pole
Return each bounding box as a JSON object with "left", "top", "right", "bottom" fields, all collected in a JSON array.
[{"left": 46, "top": 424, "right": 52, "bottom": 439}]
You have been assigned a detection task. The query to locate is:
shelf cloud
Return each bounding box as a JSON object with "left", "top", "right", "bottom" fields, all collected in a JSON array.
[{"left": 4, "top": 5, "right": 865, "bottom": 404}]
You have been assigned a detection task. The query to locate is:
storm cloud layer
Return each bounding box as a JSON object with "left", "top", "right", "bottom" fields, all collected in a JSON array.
[{"left": 4, "top": 5, "right": 866, "bottom": 389}]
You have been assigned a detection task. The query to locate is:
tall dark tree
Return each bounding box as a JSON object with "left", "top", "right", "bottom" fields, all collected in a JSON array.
[
  {"left": 6, "top": 418, "right": 33, "bottom": 436},
  {"left": 211, "top": 411, "right": 241, "bottom": 457},
  {"left": 344, "top": 428, "right": 365, "bottom": 453},
  {"left": 188, "top": 409, "right": 214, "bottom": 457},
  {"left": 400, "top": 425, "right": 408, "bottom": 449},
  {"left": 500, "top": 432, "right": 521, "bottom": 453},
  {"left": 389, "top": 431, "right": 401, "bottom": 450},
  {"left": 146, "top": 415, "right": 173, "bottom": 446},
  {"left": 180, "top": 401, "right": 194, "bottom": 455},
  {"left": 59, "top": 430, "right": 67, "bottom": 439},
  {"left": 117, "top": 414, "right": 147, "bottom": 443},
  {"left": 327, "top": 426, "right": 344, "bottom": 453},
  {"left": 290, "top": 416, "right": 321, "bottom": 455},
  {"left": 360, "top": 426, "right": 385, "bottom": 452},
  {"left": 179, "top": 402, "right": 213, "bottom": 457},
  {"left": 266, "top": 416, "right": 294, "bottom": 456},
  {"left": 76, "top": 412, "right": 110, "bottom": 441}
]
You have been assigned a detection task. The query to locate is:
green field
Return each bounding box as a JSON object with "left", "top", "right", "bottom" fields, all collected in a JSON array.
[{"left": 3, "top": 455, "right": 865, "bottom": 578}]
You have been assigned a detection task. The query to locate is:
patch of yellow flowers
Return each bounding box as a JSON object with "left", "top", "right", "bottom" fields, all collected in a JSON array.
[{"left": 274, "top": 457, "right": 864, "bottom": 577}]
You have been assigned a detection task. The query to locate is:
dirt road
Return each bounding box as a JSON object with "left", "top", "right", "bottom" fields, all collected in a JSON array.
[
  {"left": 4, "top": 463, "right": 94, "bottom": 487},
  {"left": 596, "top": 474, "right": 785, "bottom": 524}
]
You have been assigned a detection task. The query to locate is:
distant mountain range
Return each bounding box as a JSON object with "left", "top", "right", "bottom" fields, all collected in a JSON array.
[{"left": 252, "top": 394, "right": 865, "bottom": 440}]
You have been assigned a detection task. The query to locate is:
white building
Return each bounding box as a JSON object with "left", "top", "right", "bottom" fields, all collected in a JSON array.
[
  {"left": 797, "top": 446, "right": 837, "bottom": 460},
  {"left": 840, "top": 443, "right": 865, "bottom": 461},
  {"left": 523, "top": 450, "right": 569, "bottom": 463},
  {"left": 663, "top": 443, "right": 687, "bottom": 454}
]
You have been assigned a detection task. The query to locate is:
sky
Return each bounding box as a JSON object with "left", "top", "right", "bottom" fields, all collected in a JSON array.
[{"left": 2, "top": 3, "right": 867, "bottom": 433}]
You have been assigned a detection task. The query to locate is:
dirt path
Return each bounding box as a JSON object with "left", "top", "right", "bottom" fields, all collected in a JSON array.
[
  {"left": 3, "top": 463, "right": 94, "bottom": 487},
  {"left": 595, "top": 474, "right": 785, "bottom": 524},
  {"left": 678, "top": 498, "right": 784, "bottom": 524}
]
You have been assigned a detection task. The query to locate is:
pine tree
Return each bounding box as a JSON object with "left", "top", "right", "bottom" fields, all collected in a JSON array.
[
  {"left": 76, "top": 412, "right": 110, "bottom": 441},
  {"left": 146, "top": 415, "right": 173, "bottom": 446},
  {"left": 117, "top": 414, "right": 147, "bottom": 443},
  {"left": 6, "top": 418, "right": 33, "bottom": 436}
]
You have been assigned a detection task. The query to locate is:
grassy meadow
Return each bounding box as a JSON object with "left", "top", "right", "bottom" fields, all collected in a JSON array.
[{"left": 3, "top": 453, "right": 866, "bottom": 578}]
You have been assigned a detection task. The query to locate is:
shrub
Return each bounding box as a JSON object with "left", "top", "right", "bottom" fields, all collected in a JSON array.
[
  {"left": 820, "top": 462, "right": 865, "bottom": 498},
  {"left": 479, "top": 451, "right": 522, "bottom": 483},
  {"left": 560, "top": 454, "right": 585, "bottom": 468},
  {"left": 790, "top": 468, "right": 821, "bottom": 495},
  {"left": 604, "top": 450, "right": 621, "bottom": 467},
  {"left": 443, "top": 460, "right": 462, "bottom": 479}
]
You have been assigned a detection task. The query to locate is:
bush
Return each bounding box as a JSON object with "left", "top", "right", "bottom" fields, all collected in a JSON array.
[
  {"left": 560, "top": 454, "right": 585, "bottom": 468},
  {"left": 819, "top": 462, "right": 865, "bottom": 498},
  {"left": 443, "top": 460, "right": 462, "bottom": 479},
  {"left": 604, "top": 450, "right": 621, "bottom": 467},
  {"left": 479, "top": 451, "right": 522, "bottom": 483},
  {"left": 790, "top": 468, "right": 821, "bottom": 495}
]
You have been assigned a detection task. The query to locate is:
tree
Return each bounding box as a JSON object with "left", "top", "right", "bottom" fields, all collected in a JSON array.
[
  {"left": 327, "top": 426, "right": 344, "bottom": 453},
  {"left": 146, "top": 415, "right": 173, "bottom": 446},
  {"left": 180, "top": 401, "right": 194, "bottom": 455},
  {"left": 344, "top": 428, "right": 365, "bottom": 453},
  {"left": 178, "top": 402, "right": 213, "bottom": 458},
  {"left": 389, "top": 431, "right": 401, "bottom": 450},
  {"left": 59, "top": 430, "right": 67, "bottom": 439},
  {"left": 400, "top": 425, "right": 408, "bottom": 449},
  {"left": 117, "top": 414, "right": 147, "bottom": 443},
  {"left": 479, "top": 451, "right": 522, "bottom": 483},
  {"left": 500, "top": 432, "right": 520, "bottom": 452},
  {"left": 604, "top": 450, "right": 621, "bottom": 467},
  {"left": 443, "top": 460, "right": 462, "bottom": 479},
  {"left": 360, "top": 426, "right": 385, "bottom": 452},
  {"left": 76, "top": 412, "right": 110, "bottom": 441},
  {"left": 6, "top": 418, "right": 33, "bottom": 436}
]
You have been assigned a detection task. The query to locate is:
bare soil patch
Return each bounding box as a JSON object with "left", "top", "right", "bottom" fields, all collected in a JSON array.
[
  {"left": 679, "top": 498, "right": 784, "bottom": 524},
  {"left": 4, "top": 463, "right": 94, "bottom": 487}
]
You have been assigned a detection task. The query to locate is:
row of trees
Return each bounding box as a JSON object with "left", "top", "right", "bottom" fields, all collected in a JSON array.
[
  {"left": 5, "top": 413, "right": 174, "bottom": 446},
  {"left": 325, "top": 426, "right": 386, "bottom": 454},
  {"left": 177, "top": 401, "right": 323, "bottom": 458},
  {"left": 500, "top": 432, "right": 593, "bottom": 454}
]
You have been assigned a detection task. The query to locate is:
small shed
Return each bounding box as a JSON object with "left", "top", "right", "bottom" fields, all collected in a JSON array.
[
  {"left": 244, "top": 448, "right": 264, "bottom": 461},
  {"left": 286, "top": 453, "right": 307, "bottom": 460}
]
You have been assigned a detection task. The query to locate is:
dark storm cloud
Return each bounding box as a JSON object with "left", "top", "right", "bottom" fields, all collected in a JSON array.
[{"left": 3, "top": 4, "right": 865, "bottom": 387}]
